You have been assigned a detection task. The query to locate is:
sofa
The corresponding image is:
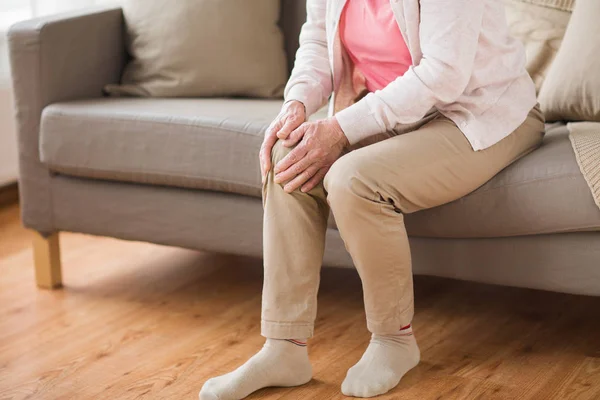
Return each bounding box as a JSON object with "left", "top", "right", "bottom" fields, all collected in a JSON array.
[{"left": 8, "top": 2, "right": 600, "bottom": 294}]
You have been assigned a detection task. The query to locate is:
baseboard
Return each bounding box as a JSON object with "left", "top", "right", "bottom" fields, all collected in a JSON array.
[{"left": 0, "top": 182, "right": 18, "bottom": 208}]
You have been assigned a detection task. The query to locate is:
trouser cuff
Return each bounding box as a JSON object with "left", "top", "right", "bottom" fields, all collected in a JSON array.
[
  {"left": 261, "top": 320, "right": 314, "bottom": 339},
  {"left": 367, "top": 316, "right": 413, "bottom": 335}
]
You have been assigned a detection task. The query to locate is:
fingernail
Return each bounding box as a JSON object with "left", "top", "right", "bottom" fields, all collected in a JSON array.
[{"left": 274, "top": 175, "right": 280, "bottom": 183}]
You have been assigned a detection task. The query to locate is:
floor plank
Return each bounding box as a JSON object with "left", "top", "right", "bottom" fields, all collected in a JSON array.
[{"left": 0, "top": 205, "right": 599, "bottom": 399}]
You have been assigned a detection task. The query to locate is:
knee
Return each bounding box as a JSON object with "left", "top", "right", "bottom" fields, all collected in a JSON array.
[
  {"left": 324, "top": 152, "right": 373, "bottom": 209},
  {"left": 270, "top": 139, "right": 292, "bottom": 169},
  {"left": 265, "top": 140, "right": 302, "bottom": 194}
]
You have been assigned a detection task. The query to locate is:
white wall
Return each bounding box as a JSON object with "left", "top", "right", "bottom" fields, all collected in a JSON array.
[
  {"left": 0, "top": 82, "right": 17, "bottom": 186},
  {"left": 1, "top": 9, "right": 18, "bottom": 186}
]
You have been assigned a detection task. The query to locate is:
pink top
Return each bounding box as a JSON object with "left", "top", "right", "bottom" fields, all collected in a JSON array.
[{"left": 340, "top": 0, "right": 412, "bottom": 93}]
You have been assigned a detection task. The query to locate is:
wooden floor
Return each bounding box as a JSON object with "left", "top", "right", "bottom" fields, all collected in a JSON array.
[{"left": 1, "top": 203, "right": 599, "bottom": 400}]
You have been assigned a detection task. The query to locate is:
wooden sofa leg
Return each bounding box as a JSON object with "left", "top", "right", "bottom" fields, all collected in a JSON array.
[{"left": 32, "top": 231, "right": 63, "bottom": 289}]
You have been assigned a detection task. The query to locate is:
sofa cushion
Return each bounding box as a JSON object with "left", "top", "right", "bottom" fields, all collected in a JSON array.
[
  {"left": 40, "top": 98, "right": 281, "bottom": 197},
  {"left": 539, "top": 0, "right": 600, "bottom": 122},
  {"left": 503, "top": 0, "right": 572, "bottom": 92},
  {"left": 40, "top": 98, "right": 600, "bottom": 237},
  {"left": 104, "top": 0, "right": 288, "bottom": 99},
  {"left": 403, "top": 123, "right": 600, "bottom": 237}
]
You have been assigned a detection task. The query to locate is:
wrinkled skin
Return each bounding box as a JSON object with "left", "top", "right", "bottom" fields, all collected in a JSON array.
[
  {"left": 260, "top": 100, "right": 307, "bottom": 184},
  {"left": 260, "top": 100, "right": 349, "bottom": 193}
]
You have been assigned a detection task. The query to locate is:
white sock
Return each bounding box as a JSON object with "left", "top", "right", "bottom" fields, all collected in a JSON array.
[
  {"left": 341, "top": 326, "right": 420, "bottom": 398},
  {"left": 199, "top": 339, "right": 312, "bottom": 400}
]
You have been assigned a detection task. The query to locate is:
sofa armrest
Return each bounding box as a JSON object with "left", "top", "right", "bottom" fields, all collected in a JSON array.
[{"left": 8, "top": 7, "right": 125, "bottom": 233}]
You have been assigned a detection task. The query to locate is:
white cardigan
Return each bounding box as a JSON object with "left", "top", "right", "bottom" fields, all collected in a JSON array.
[{"left": 284, "top": 0, "right": 538, "bottom": 151}]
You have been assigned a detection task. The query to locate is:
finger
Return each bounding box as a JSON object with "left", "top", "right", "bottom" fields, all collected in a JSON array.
[
  {"left": 282, "top": 124, "right": 307, "bottom": 147},
  {"left": 275, "top": 144, "right": 308, "bottom": 174},
  {"left": 301, "top": 167, "right": 328, "bottom": 193},
  {"left": 266, "top": 118, "right": 282, "bottom": 138},
  {"left": 284, "top": 165, "right": 320, "bottom": 193},
  {"left": 274, "top": 153, "right": 313, "bottom": 184},
  {"left": 276, "top": 115, "right": 302, "bottom": 140},
  {"left": 260, "top": 133, "right": 279, "bottom": 182}
]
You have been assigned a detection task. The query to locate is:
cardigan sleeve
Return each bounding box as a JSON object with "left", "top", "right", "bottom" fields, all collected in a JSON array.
[
  {"left": 335, "top": 0, "right": 485, "bottom": 145},
  {"left": 284, "top": 0, "right": 333, "bottom": 117}
]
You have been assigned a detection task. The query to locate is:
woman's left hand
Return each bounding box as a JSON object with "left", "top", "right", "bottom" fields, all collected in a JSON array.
[{"left": 274, "top": 117, "right": 349, "bottom": 193}]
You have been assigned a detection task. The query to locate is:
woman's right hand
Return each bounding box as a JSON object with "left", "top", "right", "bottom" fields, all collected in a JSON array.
[{"left": 260, "top": 100, "right": 306, "bottom": 183}]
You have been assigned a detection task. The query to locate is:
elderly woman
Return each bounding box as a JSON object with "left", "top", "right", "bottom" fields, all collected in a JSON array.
[{"left": 200, "top": 0, "right": 543, "bottom": 398}]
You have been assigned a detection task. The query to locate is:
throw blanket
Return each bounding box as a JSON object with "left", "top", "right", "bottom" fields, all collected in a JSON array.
[
  {"left": 522, "top": 0, "right": 574, "bottom": 11},
  {"left": 568, "top": 122, "right": 600, "bottom": 210}
]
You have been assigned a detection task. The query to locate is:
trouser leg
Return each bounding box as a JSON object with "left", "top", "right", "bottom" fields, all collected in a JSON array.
[
  {"left": 261, "top": 140, "right": 330, "bottom": 339},
  {"left": 324, "top": 109, "right": 544, "bottom": 334}
]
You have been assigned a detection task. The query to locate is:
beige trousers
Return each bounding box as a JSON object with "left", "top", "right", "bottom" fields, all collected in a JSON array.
[{"left": 261, "top": 106, "right": 545, "bottom": 339}]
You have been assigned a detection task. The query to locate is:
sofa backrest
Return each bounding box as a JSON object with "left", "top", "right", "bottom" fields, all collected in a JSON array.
[{"left": 280, "top": 0, "right": 307, "bottom": 72}]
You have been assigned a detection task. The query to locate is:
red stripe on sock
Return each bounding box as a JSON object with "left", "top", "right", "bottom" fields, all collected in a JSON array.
[
  {"left": 400, "top": 324, "right": 411, "bottom": 331},
  {"left": 285, "top": 339, "right": 307, "bottom": 347}
]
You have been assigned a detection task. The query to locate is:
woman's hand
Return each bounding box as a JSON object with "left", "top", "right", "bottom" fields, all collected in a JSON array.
[
  {"left": 260, "top": 100, "right": 306, "bottom": 183},
  {"left": 274, "top": 117, "right": 349, "bottom": 193}
]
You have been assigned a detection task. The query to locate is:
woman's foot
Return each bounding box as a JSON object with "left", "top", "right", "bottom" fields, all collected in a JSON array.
[
  {"left": 199, "top": 339, "right": 312, "bottom": 400},
  {"left": 341, "top": 326, "right": 420, "bottom": 398}
]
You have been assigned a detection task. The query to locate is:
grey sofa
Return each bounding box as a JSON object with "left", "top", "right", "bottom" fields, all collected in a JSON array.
[{"left": 8, "top": 3, "right": 600, "bottom": 294}]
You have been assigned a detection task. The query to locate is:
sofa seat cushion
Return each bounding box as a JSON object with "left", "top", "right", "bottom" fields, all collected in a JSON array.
[
  {"left": 40, "top": 99, "right": 600, "bottom": 237},
  {"left": 402, "top": 123, "right": 600, "bottom": 237},
  {"left": 41, "top": 98, "right": 283, "bottom": 197}
]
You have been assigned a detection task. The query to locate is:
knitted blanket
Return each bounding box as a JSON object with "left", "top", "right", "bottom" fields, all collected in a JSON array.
[
  {"left": 521, "top": 0, "right": 575, "bottom": 11},
  {"left": 568, "top": 122, "right": 600, "bottom": 210}
]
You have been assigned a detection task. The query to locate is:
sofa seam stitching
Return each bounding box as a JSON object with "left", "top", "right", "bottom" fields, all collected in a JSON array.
[
  {"left": 43, "top": 110, "right": 269, "bottom": 138},
  {"left": 48, "top": 164, "right": 261, "bottom": 193}
]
